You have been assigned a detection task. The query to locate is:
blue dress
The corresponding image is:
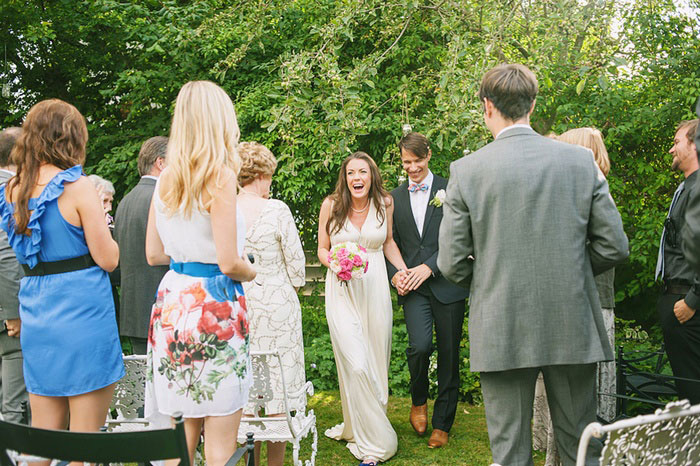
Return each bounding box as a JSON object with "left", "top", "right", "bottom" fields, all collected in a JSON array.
[{"left": 0, "top": 165, "right": 124, "bottom": 396}]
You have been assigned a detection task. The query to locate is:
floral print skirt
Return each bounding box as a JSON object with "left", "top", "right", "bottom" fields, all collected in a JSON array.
[{"left": 145, "top": 270, "right": 252, "bottom": 424}]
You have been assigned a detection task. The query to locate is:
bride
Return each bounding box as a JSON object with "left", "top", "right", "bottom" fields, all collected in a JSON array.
[{"left": 317, "top": 151, "right": 408, "bottom": 465}]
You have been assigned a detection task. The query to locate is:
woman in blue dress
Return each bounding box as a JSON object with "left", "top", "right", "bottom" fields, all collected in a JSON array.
[{"left": 0, "top": 99, "right": 124, "bottom": 437}]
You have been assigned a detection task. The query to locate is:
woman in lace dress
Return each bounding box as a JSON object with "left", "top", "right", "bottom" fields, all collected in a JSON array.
[
  {"left": 144, "top": 81, "right": 256, "bottom": 466},
  {"left": 237, "top": 142, "right": 306, "bottom": 466},
  {"left": 317, "top": 151, "right": 408, "bottom": 466}
]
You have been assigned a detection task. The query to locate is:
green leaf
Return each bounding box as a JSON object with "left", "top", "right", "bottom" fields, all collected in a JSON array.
[{"left": 576, "top": 78, "right": 587, "bottom": 95}]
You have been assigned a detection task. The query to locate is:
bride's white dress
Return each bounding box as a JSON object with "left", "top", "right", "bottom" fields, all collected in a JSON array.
[{"left": 324, "top": 201, "right": 398, "bottom": 462}]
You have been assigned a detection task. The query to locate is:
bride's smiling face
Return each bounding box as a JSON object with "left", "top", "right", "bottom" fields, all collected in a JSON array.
[{"left": 346, "top": 158, "right": 371, "bottom": 200}]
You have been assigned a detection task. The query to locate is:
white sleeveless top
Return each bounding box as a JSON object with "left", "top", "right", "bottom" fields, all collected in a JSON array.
[{"left": 153, "top": 179, "right": 245, "bottom": 263}]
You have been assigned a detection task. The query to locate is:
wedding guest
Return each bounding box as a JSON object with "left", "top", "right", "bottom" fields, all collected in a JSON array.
[
  {"left": 87, "top": 174, "right": 115, "bottom": 227},
  {"left": 386, "top": 131, "right": 468, "bottom": 448},
  {"left": 0, "top": 100, "right": 124, "bottom": 443},
  {"left": 655, "top": 118, "right": 700, "bottom": 404},
  {"left": 533, "top": 127, "right": 618, "bottom": 466},
  {"left": 318, "top": 151, "right": 408, "bottom": 466},
  {"left": 237, "top": 141, "right": 305, "bottom": 466},
  {"left": 438, "top": 64, "right": 629, "bottom": 465},
  {"left": 144, "top": 81, "right": 256, "bottom": 466},
  {"left": 559, "top": 127, "right": 616, "bottom": 421},
  {"left": 113, "top": 136, "right": 169, "bottom": 355},
  {"left": 0, "top": 126, "right": 28, "bottom": 424},
  {"left": 682, "top": 99, "right": 700, "bottom": 274}
]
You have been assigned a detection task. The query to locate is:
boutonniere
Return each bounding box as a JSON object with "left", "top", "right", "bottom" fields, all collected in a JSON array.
[{"left": 430, "top": 189, "right": 446, "bottom": 208}]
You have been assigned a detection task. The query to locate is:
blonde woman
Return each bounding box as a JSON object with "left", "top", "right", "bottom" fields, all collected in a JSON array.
[
  {"left": 144, "top": 81, "right": 257, "bottom": 466},
  {"left": 559, "top": 127, "right": 616, "bottom": 422},
  {"left": 238, "top": 142, "right": 306, "bottom": 466}
]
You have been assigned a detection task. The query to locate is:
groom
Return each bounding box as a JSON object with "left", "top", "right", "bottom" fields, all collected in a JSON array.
[{"left": 387, "top": 132, "right": 469, "bottom": 448}]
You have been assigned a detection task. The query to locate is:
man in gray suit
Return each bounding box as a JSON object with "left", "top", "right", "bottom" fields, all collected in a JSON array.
[
  {"left": 437, "top": 64, "right": 629, "bottom": 466},
  {"left": 0, "top": 127, "right": 28, "bottom": 423},
  {"left": 683, "top": 99, "right": 700, "bottom": 274},
  {"left": 114, "top": 137, "right": 168, "bottom": 354}
]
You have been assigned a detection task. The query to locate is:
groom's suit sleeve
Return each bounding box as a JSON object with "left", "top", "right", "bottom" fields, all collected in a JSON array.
[
  {"left": 437, "top": 162, "right": 474, "bottom": 289},
  {"left": 386, "top": 192, "right": 400, "bottom": 281}
]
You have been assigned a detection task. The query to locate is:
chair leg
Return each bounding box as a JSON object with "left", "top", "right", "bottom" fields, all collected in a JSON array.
[{"left": 246, "top": 433, "right": 255, "bottom": 466}]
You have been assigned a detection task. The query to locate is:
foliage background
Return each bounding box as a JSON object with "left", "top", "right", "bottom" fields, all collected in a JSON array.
[{"left": 2, "top": 0, "right": 699, "bottom": 400}]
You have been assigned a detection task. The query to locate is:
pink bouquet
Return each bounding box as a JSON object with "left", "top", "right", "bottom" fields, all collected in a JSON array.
[{"left": 327, "top": 242, "right": 369, "bottom": 284}]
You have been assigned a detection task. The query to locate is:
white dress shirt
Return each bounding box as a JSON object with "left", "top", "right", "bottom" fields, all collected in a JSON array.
[{"left": 409, "top": 170, "right": 433, "bottom": 237}]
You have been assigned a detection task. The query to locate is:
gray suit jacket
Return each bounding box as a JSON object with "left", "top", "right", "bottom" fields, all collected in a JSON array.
[
  {"left": 113, "top": 177, "right": 168, "bottom": 339},
  {"left": 682, "top": 99, "right": 700, "bottom": 275},
  {"left": 437, "top": 127, "right": 629, "bottom": 372},
  {"left": 0, "top": 170, "right": 22, "bottom": 321}
]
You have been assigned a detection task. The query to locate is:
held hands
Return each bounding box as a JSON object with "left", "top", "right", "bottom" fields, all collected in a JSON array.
[
  {"left": 4, "top": 319, "right": 20, "bottom": 338},
  {"left": 392, "top": 264, "right": 432, "bottom": 295},
  {"left": 674, "top": 299, "right": 696, "bottom": 324}
]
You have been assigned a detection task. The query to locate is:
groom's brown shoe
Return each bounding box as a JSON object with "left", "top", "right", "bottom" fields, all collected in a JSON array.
[
  {"left": 427, "top": 428, "right": 448, "bottom": 448},
  {"left": 409, "top": 404, "right": 428, "bottom": 435}
]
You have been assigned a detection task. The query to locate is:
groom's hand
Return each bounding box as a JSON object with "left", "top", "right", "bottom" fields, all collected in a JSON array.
[{"left": 404, "top": 264, "right": 432, "bottom": 291}]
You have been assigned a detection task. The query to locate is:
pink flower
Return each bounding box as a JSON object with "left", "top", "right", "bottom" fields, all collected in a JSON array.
[
  {"left": 364, "top": 261, "right": 369, "bottom": 273},
  {"left": 336, "top": 247, "right": 349, "bottom": 260},
  {"left": 352, "top": 255, "right": 363, "bottom": 266},
  {"left": 358, "top": 245, "right": 367, "bottom": 253},
  {"left": 340, "top": 258, "right": 353, "bottom": 271},
  {"left": 338, "top": 270, "right": 352, "bottom": 281}
]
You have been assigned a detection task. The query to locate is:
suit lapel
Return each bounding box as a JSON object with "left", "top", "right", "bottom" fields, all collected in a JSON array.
[
  {"left": 397, "top": 181, "right": 422, "bottom": 240},
  {"left": 420, "top": 180, "right": 439, "bottom": 238}
]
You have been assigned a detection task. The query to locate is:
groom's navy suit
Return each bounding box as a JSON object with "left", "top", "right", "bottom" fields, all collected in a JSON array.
[{"left": 387, "top": 174, "right": 469, "bottom": 432}]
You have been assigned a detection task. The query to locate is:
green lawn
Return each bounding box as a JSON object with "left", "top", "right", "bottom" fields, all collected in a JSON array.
[{"left": 261, "top": 391, "right": 546, "bottom": 465}]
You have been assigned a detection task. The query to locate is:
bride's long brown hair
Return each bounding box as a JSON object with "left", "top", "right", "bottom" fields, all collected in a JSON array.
[
  {"left": 7, "top": 99, "right": 88, "bottom": 235},
  {"left": 326, "top": 151, "right": 388, "bottom": 235}
]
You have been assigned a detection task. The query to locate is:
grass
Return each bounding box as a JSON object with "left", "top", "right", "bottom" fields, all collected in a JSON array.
[{"left": 257, "top": 391, "right": 546, "bottom": 466}]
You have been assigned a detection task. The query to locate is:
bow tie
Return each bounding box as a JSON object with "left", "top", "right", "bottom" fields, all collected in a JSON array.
[{"left": 408, "top": 182, "right": 429, "bottom": 193}]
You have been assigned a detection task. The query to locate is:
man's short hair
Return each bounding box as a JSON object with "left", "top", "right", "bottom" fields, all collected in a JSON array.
[
  {"left": 138, "top": 136, "right": 168, "bottom": 176},
  {"left": 398, "top": 132, "right": 431, "bottom": 159},
  {"left": 676, "top": 119, "right": 699, "bottom": 145},
  {"left": 0, "top": 127, "right": 22, "bottom": 167},
  {"left": 478, "top": 64, "right": 538, "bottom": 121}
]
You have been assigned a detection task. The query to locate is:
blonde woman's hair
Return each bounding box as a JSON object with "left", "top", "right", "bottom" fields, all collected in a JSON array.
[
  {"left": 238, "top": 142, "right": 278, "bottom": 187},
  {"left": 161, "top": 81, "right": 241, "bottom": 217},
  {"left": 558, "top": 127, "right": 610, "bottom": 176}
]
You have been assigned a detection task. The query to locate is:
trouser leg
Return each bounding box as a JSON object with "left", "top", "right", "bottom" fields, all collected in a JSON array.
[
  {"left": 658, "top": 292, "right": 700, "bottom": 404},
  {"left": 403, "top": 292, "right": 434, "bottom": 406},
  {"left": 481, "top": 367, "right": 540, "bottom": 466},
  {"left": 0, "top": 329, "right": 28, "bottom": 424},
  {"left": 542, "top": 363, "right": 601, "bottom": 466},
  {"left": 130, "top": 337, "right": 149, "bottom": 355},
  {"left": 430, "top": 296, "right": 465, "bottom": 432}
]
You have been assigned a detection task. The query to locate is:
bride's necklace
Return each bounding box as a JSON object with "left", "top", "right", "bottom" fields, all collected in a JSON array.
[{"left": 351, "top": 200, "right": 369, "bottom": 213}]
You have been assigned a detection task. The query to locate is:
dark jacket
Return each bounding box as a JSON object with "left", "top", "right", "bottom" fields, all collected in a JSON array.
[{"left": 387, "top": 175, "right": 469, "bottom": 305}]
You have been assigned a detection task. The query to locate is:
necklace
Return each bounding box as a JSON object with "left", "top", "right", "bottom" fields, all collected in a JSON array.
[{"left": 351, "top": 200, "right": 369, "bottom": 213}]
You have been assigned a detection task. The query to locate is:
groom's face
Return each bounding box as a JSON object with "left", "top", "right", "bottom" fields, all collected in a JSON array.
[{"left": 400, "top": 148, "right": 431, "bottom": 183}]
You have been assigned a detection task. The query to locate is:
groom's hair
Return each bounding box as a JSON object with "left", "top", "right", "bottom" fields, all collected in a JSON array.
[
  {"left": 398, "top": 132, "right": 430, "bottom": 159},
  {"left": 479, "top": 64, "right": 538, "bottom": 121},
  {"left": 676, "top": 119, "right": 698, "bottom": 145}
]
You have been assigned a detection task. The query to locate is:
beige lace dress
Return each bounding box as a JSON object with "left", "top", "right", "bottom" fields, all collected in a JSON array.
[{"left": 242, "top": 199, "right": 306, "bottom": 415}]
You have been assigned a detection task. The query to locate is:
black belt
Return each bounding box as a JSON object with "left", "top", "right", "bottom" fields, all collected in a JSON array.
[
  {"left": 664, "top": 281, "right": 691, "bottom": 295},
  {"left": 22, "top": 254, "right": 97, "bottom": 277}
]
